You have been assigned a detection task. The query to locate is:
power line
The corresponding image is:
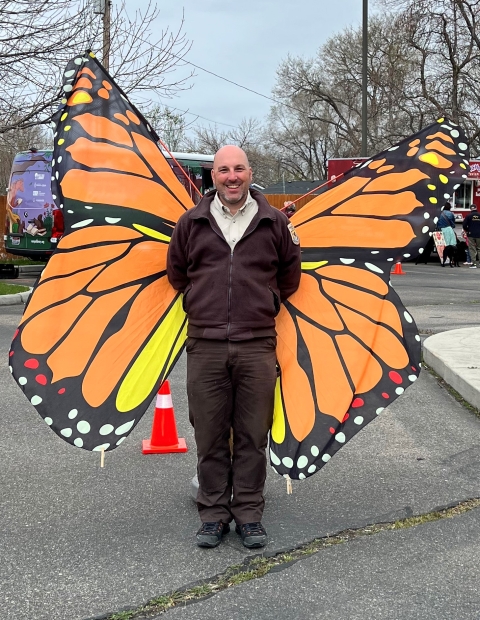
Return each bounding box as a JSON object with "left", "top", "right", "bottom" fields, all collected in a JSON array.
[
  {"left": 165, "top": 106, "right": 238, "bottom": 129},
  {"left": 132, "top": 95, "right": 240, "bottom": 129},
  {"left": 113, "top": 26, "right": 305, "bottom": 119}
]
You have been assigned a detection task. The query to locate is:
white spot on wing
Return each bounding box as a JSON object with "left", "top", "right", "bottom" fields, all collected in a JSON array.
[
  {"left": 100, "top": 424, "right": 114, "bottom": 436},
  {"left": 297, "top": 455, "right": 308, "bottom": 469},
  {"left": 270, "top": 449, "right": 281, "bottom": 466},
  {"left": 71, "top": 219, "right": 94, "bottom": 228},
  {"left": 365, "top": 263, "right": 383, "bottom": 273},
  {"left": 77, "top": 420, "right": 91, "bottom": 434},
  {"left": 115, "top": 420, "right": 135, "bottom": 435}
]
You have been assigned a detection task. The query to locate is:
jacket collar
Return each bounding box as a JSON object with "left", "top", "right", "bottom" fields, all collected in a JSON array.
[{"left": 188, "top": 188, "right": 277, "bottom": 221}]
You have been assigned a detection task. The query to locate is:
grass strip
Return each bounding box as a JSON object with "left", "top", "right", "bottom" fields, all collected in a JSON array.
[
  {"left": 103, "top": 497, "right": 480, "bottom": 620},
  {"left": 423, "top": 361, "right": 480, "bottom": 420},
  {"left": 0, "top": 283, "right": 30, "bottom": 295},
  {"left": 0, "top": 258, "right": 46, "bottom": 265}
]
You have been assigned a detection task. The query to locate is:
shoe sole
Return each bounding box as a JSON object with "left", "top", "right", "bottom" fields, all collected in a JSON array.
[
  {"left": 241, "top": 538, "right": 267, "bottom": 548},
  {"left": 196, "top": 525, "right": 230, "bottom": 548},
  {"left": 235, "top": 527, "right": 267, "bottom": 548},
  {"left": 196, "top": 536, "right": 222, "bottom": 548}
]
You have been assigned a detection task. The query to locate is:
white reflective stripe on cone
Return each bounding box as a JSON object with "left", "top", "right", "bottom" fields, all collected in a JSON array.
[{"left": 156, "top": 393, "right": 173, "bottom": 408}]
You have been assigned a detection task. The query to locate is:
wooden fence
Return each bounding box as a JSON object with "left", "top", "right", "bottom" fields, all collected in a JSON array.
[{"left": 263, "top": 193, "right": 319, "bottom": 211}]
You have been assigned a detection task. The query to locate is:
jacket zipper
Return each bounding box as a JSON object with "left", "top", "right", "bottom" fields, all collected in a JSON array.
[
  {"left": 200, "top": 214, "right": 268, "bottom": 338},
  {"left": 224, "top": 220, "right": 265, "bottom": 337},
  {"left": 226, "top": 250, "right": 234, "bottom": 337}
]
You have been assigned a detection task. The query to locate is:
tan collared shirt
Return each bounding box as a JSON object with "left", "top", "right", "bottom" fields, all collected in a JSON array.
[{"left": 210, "top": 191, "right": 258, "bottom": 251}]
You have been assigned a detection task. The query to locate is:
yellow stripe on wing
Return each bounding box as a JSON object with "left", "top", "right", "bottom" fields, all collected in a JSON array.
[
  {"left": 301, "top": 261, "right": 328, "bottom": 270},
  {"left": 133, "top": 223, "right": 171, "bottom": 243},
  {"left": 271, "top": 377, "right": 286, "bottom": 444},
  {"left": 116, "top": 296, "right": 186, "bottom": 412}
]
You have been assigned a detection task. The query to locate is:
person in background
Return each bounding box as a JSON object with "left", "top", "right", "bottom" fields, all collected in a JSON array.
[
  {"left": 461, "top": 229, "right": 472, "bottom": 266},
  {"left": 437, "top": 202, "right": 457, "bottom": 266},
  {"left": 462, "top": 204, "right": 480, "bottom": 269}
]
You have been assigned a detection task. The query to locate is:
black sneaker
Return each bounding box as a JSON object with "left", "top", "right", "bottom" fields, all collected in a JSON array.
[
  {"left": 196, "top": 521, "right": 230, "bottom": 548},
  {"left": 235, "top": 522, "right": 267, "bottom": 548}
]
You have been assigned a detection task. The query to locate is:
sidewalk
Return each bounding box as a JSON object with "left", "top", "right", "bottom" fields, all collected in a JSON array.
[
  {"left": 423, "top": 327, "right": 480, "bottom": 411},
  {"left": 0, "top": 264, "right": 41, "bottom": 305}
]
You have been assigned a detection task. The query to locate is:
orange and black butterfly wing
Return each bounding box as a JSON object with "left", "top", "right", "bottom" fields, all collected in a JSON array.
[
  {"left": 9, "top": 52, "right": 193, "bottom": 452},
  {"left": 271, "top": 265, "right": 420, "bottom": 478},
  {"left": 295, "top": 119, "right": 469, "bottom": 264},
  {"left": 270, "top": 119, "right": 469, "bottom": 479}
]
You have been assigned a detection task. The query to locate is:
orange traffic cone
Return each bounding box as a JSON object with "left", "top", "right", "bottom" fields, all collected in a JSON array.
[
  {"left": 391, "top": 261, "right": 406, "bottom": 275},
  {"left": 142, "top": 380, "right": 187, "bottom": 454}
]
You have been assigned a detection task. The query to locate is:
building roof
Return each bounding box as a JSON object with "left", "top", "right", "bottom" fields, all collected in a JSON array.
[{"left": 261, "top": 179, "right": 325, "bottom": 195}]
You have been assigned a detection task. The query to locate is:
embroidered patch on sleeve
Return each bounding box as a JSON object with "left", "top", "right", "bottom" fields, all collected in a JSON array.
[{"left": 287, "top": 222, "right": 300, "bottom": 245}]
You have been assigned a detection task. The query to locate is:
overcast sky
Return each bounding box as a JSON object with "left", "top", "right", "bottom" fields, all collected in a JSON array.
[{"left": 136, "top": 0, "right": 364, "bottom": 136}]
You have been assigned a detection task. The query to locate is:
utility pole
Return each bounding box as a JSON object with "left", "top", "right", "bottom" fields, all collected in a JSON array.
[
  {"left": 103, "top": 0, "right": 111, "bottom": 71},
  {"left": 362, "top": 0, "right": 368, "bottom": 157},
  {"left": 93, "top": 0, "right": 111, "bottom": 70}
]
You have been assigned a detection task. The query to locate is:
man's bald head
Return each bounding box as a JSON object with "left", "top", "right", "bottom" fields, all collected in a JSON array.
[
  {"left": 213, "top": 145, "right": 250, "bottom": 170},
  {"left": 212, "top": 145, "right": 252, "bottom": 211}
]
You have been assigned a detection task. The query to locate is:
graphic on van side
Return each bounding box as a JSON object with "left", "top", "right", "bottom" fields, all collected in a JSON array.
[{"left": 5, "top": 150, "right": 64, "bottom": 256}]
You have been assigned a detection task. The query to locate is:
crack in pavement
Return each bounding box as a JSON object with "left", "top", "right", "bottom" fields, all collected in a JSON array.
[{"left": 87, "top": 497, "right": 480, "bottom": 620}]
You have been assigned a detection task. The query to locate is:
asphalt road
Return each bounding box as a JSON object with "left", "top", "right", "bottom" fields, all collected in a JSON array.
[{"left": 1, "top": 263, "right": 480, "bottom": 620}]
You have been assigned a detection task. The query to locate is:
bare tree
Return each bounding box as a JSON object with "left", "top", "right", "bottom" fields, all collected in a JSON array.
[
  {"left": 266, "top": 95, "right": 330, "bottom": 180},
  {"left": 270, "top": 14, "right": 425, "bottom": 161},
  {"left": 184, "top": 124, "right": 230, "bottom": 154},
  {"left": 184, "top": 118, "right": 283, "bottom": 187},
  {"left": 378, "top": 0, "right": 480, "bottom": 153},
  {"left": 0, "top": 1, "right": 193, "bottom": 134},
  {"left": 145, "top": 105, "right": 197, "bottom": 152}
]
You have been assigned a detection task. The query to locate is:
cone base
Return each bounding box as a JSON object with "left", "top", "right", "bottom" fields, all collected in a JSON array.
[{"left": 142, "top": 438, "right": 188, "bottom": 454}]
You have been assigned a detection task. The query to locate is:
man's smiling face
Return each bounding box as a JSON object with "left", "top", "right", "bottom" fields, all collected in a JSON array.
[{"left": 212, "top": 145, "right": 252, "bottom": 209}]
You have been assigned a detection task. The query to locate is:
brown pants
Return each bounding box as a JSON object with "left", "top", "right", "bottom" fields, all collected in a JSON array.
[
  {"left": 186, "top": 337, "right": 277, "bottom": 524},
  {"left": 467, "top": 237, "right": 480, "bottom": 264}
]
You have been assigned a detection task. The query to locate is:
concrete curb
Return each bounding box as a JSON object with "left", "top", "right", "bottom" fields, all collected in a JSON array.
[
  {"left": 423, "top": 327, "right": 480, "bottom": 411},
  {"left": 0, "top": 288, "right": 32, "bottom": 306},
  {"left": 18, "top": 265, "right": 44, "bottom": 275}
]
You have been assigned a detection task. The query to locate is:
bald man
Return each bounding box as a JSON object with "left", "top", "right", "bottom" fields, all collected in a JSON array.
[{"left": 167, "top": 146, "right": 301, "bottom": 548}]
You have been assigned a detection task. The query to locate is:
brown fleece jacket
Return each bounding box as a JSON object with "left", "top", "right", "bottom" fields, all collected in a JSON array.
[{"left": 167, "top": 189, "right": 301, "bottom": 340}]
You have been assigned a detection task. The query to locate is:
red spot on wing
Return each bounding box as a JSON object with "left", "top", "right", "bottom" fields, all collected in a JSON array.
[
  {"left": 382, "top": 392, "right": 390, "bottom": 399},
  {"left": 35, "top": 374, "right": 47, "bottom": 385},
  {"left": 24, "top": 358, "right": 39, "bottom": 369},
  {"left": 351, "top": 398, "right": 364, "bottom": 408},
  {"left": 58, "top": 388, "right": 66, "bottom": 394},
  {"left": 389, "top": 371, "right": 403, "bottom": 384},
  {"left": 9, "top": 351, "right": 14, "bottom": 357},
  {"left": 329, "top": 427, "right": 335, "bottom": 434}
]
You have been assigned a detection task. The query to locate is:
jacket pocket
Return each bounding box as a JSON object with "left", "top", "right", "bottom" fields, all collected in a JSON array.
[
  {"left": 182, "top": 282, "right": 193, "bottom": 312},
  {"left": 269, "top": 285, "right": 281, "bottom": 316}
]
